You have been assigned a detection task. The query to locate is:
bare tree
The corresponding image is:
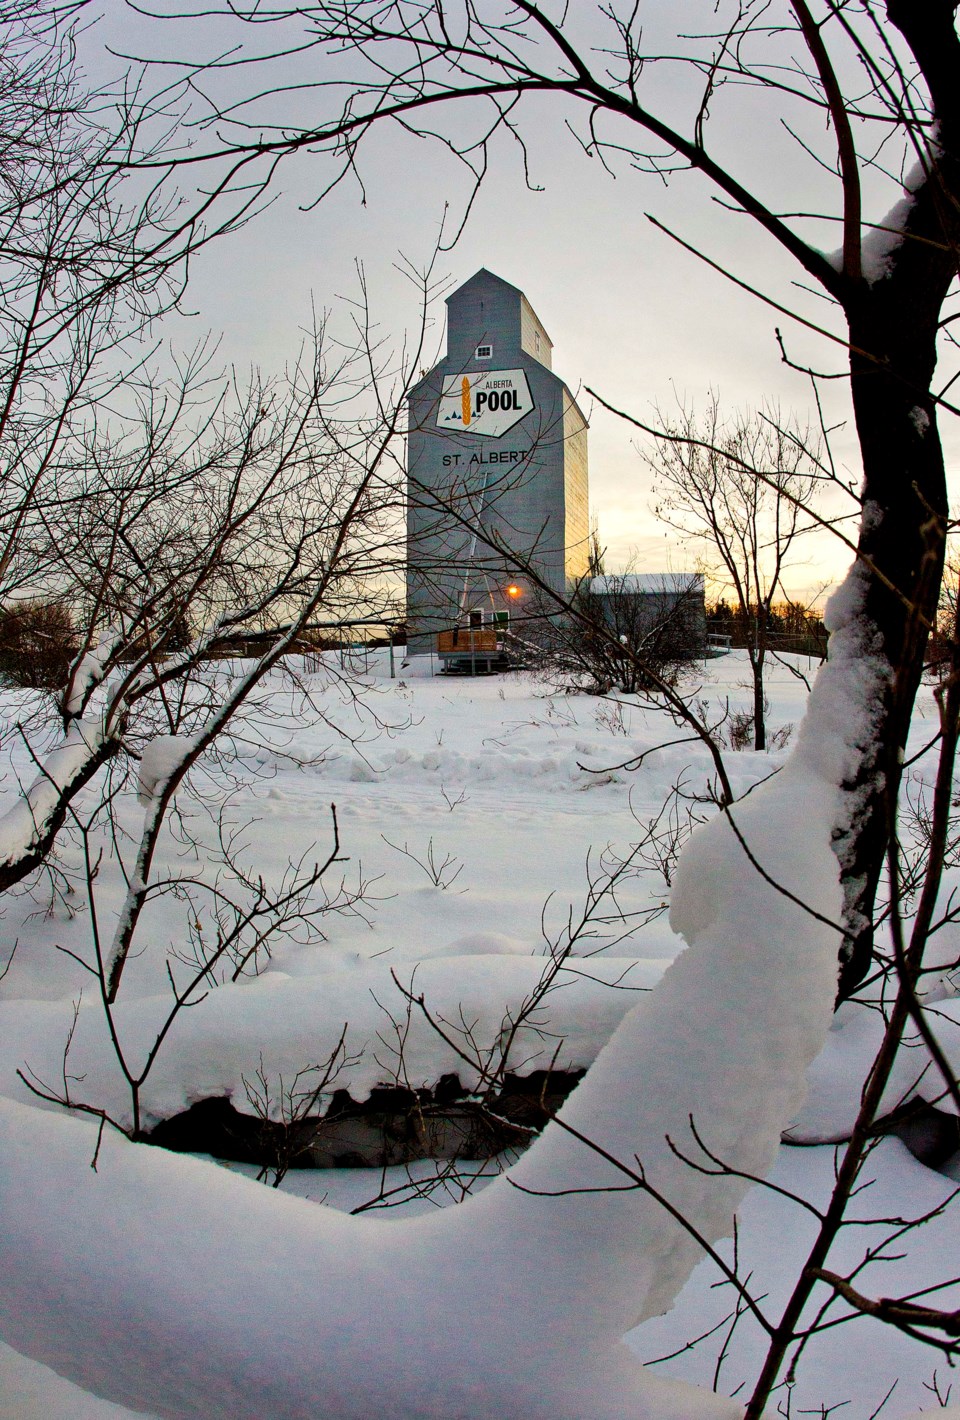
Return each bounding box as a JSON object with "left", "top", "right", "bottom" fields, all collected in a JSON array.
[
  {"left": 650, "top": 401, "right": 820, "bottom": 750},
  {"left": 0, "top": 315, "right": 416, "bottom": 898},
  {"left": 6, "top": 264, "right": 451, "bottom": 1158},
  {"left": 0, "top": 0, "right": 287, "bottom": 614},
  {"left": 0, "top": 0, "right": 443, "bottom": 893},
  {"left": 0, "top": 0, "right": 434, "bottom": 1063}
]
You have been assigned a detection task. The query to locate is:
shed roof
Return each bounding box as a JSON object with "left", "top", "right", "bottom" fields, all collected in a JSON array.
[{"left": 590, "top": 573, "right": 703, "bottom": 595}]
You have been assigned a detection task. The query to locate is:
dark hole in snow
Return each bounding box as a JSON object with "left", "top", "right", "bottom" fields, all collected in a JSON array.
[
  {"left": 882, "top": 1097, "right": 960, "bottom": 1171},
  {"left": 144, "top": 1069, "right": 586, "bottom": 1170}
]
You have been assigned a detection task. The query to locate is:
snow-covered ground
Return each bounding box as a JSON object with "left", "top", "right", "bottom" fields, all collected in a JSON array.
[{"left": 1, "top": 648, "right": 958, "bottom": 1418}]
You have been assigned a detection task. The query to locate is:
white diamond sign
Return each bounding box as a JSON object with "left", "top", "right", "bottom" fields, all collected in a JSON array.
[{"left": 436, "top": 369, "right": 534, "bottom": 438}]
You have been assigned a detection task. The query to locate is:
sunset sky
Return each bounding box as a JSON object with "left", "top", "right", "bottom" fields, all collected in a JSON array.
[{"left": 86, "top": 1, "right": 960, "bottom": 606}]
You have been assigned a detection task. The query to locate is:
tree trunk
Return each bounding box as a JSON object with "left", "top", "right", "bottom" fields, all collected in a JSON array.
[
  {"left": 0, "top": 732, "right": 120, "bottom": 893},
  {"left": 752, "top": 637, "right": 766, "bottom": 752},
  {"left": 836, "top": 293, "right": 949, "bottom": 996},
  {"left": 830, "top": 0, "right": 960, "bottom": 998}
]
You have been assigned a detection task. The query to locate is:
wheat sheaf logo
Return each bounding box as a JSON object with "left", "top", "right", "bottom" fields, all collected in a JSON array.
[{"left": 438, "top": 368, "right": 534, "bottom": 438}]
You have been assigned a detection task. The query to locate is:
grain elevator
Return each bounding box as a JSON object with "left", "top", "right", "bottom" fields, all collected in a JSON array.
[{"left": 406, "top": 270, "right": 590, "bottom": 656}]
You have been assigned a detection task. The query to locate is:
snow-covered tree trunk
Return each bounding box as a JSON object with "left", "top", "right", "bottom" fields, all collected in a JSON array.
[
  {"left": 836, "top": 314, "right": 948, "bottom": 994},
  {"left": 833, "top": 0, "right": 960, "bottom": 994}
]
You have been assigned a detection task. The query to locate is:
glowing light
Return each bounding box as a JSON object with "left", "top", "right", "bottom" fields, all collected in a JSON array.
[{"left": 505, "top": 584, "right": 522, "bottom": 598}]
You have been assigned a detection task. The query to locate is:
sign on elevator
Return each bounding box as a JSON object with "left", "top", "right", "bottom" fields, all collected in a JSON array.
[{"left": 436, "top": 369, "right": 534, "bottom": 437}]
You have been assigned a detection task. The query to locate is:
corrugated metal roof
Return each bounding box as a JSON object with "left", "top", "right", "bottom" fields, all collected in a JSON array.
[{"left": 589, "top": 573, "right": 703, "bottom": 595}]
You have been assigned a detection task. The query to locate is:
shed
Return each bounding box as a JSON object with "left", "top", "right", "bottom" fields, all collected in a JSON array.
[{"left": 587, "top": 573, "right": 706, "bottom": 659}]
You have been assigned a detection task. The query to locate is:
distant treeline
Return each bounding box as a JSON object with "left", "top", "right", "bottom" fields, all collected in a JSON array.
[
  {"left": 707, "top": 601, "right": 827, "bottom": 658},
  {"left": 0, "top": 600, "right": 406, "bottom": 689}
]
